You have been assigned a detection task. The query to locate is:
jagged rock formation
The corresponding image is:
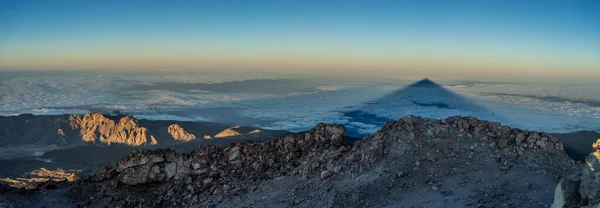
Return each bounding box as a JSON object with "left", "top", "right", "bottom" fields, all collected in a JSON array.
[
  {"left": 0, "top": 168, "right": 79, "bottom": 189},
  {"left": 0, "top": 113, "right": 287, "bottom": 147},
  {"left": 64, "top": 115, "right": 578, "bottom": 207},
  {"left": 214, "top": 126, "right": 242, "bottom": 138},
  {"left": 581, "top": 139, "right": 600, "bottom": 204},
  {"left": 69, "top": 113, "right": 158, "bottom": 146},
  {"left": 167, "top": 124, "right": 196, "bottom": 142},
  {"left": 0, "top": 113, "right": 158, "bottom": 146}
]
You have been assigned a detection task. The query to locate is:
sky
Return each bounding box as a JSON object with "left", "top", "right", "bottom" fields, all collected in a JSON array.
[{"left": 0, "top": 0, "right": 598, "bottom": 82}]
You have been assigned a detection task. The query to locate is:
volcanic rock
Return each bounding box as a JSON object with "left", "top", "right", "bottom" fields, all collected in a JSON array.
[
  {"left": 580, "top": 139, "right": 600, "bottom": 205},
  {"left": 58, "top": 115, "right": 578, "bottom": 207},
  {"left": 214, "top": 126, "right": 242, "bottom": 138},
  {"left": 167, "top": 124, "right": 196, "bottom": 142},
  {"left": 69, "top": 113, "right": 157, "bottom": 146},
  {"left": 551, "top": 176, "right": 582, "bottom": 208}
]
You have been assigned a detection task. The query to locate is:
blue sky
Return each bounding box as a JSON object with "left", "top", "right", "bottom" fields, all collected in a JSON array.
[{"left": 0, "top": 0, "right": 598, "bottom": 82}]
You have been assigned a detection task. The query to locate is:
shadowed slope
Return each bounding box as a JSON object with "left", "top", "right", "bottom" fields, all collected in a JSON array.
[{"left": 342, "top": 79, "right": 497, "bottom": 137}]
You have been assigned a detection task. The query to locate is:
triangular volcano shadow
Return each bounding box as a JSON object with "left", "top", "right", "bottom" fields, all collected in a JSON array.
[{"left": 342, "top": 79, "right": 498, "bottom": 137}]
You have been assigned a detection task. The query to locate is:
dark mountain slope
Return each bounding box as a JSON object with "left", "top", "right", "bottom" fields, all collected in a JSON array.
[{"left": 57, "top": 115, "right": 579, "bottom": 207}]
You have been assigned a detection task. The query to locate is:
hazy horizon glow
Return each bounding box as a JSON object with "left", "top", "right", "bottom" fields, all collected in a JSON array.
[{"left": 0, "top": 0, "right": 598, "bottom": 82}]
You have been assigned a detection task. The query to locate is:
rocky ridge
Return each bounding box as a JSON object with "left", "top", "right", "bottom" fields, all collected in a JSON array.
[
  {"left": 167, "top": 124, "right": 196, "bottom": 142},
  {"left": 69, "top": 113, "right": 157, "bottom": 146},
  {"left": 65, "top": 115, "right": 579, "bottom": 207},
  {"left": 214, "top": 126, "right": 242, "bottom": 138},
  {"left": 0, "top": 168, "right": 79, "bottom": 189},
  {"left": 0, "top": 112, "right": 286, "bottom": 147}
]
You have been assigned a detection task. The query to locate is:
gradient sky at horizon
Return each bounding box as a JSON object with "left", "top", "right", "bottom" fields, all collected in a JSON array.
[{"left": 0, "top": 0, "right": 598, "bottom": 82}]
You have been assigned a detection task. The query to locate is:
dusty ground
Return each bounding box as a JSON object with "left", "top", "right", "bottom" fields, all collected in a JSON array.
[{"left": 209, "top": 137, "right": 564, "bottom": 208}]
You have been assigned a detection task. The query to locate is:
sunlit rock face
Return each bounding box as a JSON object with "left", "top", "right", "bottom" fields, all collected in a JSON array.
[
  {"left": 581, "top": 139, "right": 600, "bottom": 204},
  {"left": 1, "top": 168, "right": 80, "bottom": 189},
  {"left": 0, "top": 113, "right": 288, "bottom": 148},
  {"left": 69, "top": 113, "right": 158, "bottom": 146},
  {"left": 167, "top": 124, "right": 196, "bottom": 142},
  {"left": 214, "top": 126, "right": 242, "bottom": 138}
]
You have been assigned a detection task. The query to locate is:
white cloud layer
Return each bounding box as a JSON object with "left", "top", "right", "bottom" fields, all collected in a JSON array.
[{"left": 1, "top": 74, "right": 599, "bottom": 134}]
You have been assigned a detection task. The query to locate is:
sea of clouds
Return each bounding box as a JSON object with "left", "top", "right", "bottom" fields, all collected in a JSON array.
[{"left": 1, "top": 72, "right": 599, "bottom": 135}]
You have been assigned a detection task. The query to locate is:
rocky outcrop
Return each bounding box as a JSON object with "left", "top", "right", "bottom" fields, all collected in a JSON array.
[
  {"left": 581, "top": 139, "right": 600, "bottom": 205},
  {"left": 549, "top": 138, "right": 600, "bottom": 207},
  {"left": 214, "top": 126, "right": 242, "bottom": 138},
  {"left": 304, "top": 123, "right": 346, "bottom": 147},
  {"left": 66, "top": 116, "right": 577, "bottom": 207},
  {"left": 1, "top": 168, "right": 80, "bottom": 189},
  {"left": 551, "top": 177, "right": 581, "bottom": 208},
  {"left": 167, "top": 124, "right": 196, "bottom": 142},
  {"left": 69, "top": 113, "right": 157, "bottom": 146}
]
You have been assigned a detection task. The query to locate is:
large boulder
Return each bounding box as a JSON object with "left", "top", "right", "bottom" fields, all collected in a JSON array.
[
  {"left": 551, "top": 176, "right": 581, "bottom": 208},
  {"left": 304, "top": 123, "right": 346, "bottom": 147}
]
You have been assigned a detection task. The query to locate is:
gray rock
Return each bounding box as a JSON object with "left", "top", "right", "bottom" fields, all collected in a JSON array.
[
  {"left": 516, "top": 133, "right": 525, "bottom": 144},
  {"left": 228, "top": 146, "right": 241, "bottom": 161},
  {"left": 526, "top": 133, "right": 540, "bottom": 144},
  {"left": 165, "top": 162, "right": 177, "bottom": 179},
  {"left": 581, "top": 140, "right": 600, "bottom": 205},
  {"left": 536, "top": 140, "right": 546, "bottom": 149},
  {"left": 305, "top": 123, "right": 346, "bottom": 147},
  {"left": 320, "top": 171, "right": 333, "bottom": 179},
  {"left": 551, "top": 177, "right": 581, "bottom": 208},
  {"left": 498, "top": 138, "right": 508, "bottom": 148}
]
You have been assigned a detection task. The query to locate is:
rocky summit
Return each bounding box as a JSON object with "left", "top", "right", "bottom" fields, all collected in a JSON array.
[{"left": 1, "top": 115, "right": 588, "bottom": 208}]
